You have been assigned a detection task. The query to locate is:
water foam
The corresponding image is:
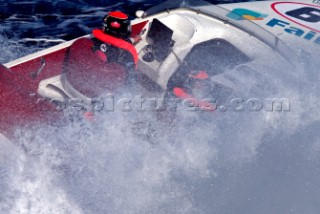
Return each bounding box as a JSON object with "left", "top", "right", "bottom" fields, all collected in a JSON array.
[{"left": 1, "top": 30, "right": 320, "bottom": 214}]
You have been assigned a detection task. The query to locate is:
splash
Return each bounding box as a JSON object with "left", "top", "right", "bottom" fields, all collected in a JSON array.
[
  {"left": 2, "top": 56, "right": 320, "bottom": 213},
  {"left": 0, "top": 107, "right": 217, "bottom": 214},
  {"left": 1, "top": 1, "right": 320, "bottom": 213}
]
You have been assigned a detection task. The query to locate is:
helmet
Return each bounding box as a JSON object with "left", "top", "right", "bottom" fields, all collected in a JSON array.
[{"left": 102, "top": 11, "right": 130, "bottom": 39}]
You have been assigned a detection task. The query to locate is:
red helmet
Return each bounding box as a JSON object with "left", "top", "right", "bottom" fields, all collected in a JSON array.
[{"left": 102, "top": 11, "right": 131, "bottom": 39}]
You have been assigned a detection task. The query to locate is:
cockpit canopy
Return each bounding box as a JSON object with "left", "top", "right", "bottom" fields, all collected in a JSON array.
[
  {"left": 141, "top": 0, "right": 296, "bottom": 61},
  {"left": 134, "top": 0, "right": 300, "bottom": 109}
]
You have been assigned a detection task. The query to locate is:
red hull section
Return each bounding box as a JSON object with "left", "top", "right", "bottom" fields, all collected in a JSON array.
[
  {"left": 0, "top": 64, "right": 62, "bottom": 139},
  {"left": 65, "top": 38, "right": 127, "bottom": 97},
  {"left": 0, "top": 37, "right": 130, "bottom": 140},
  {"left": 1, "top": 45, "right": 68, "bottom": 139},
  {"left": 9, "top": 48, "right": 67, "bottom": 92}
]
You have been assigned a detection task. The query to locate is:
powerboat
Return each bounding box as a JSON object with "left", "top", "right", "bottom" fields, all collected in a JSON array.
[{"left": 1, "top": 0, "right": 319, "bottom": 141}]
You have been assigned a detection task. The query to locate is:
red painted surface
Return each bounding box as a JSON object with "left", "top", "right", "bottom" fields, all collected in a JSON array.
[
  {"left": 111, "top": 21, "right": 121, "bottom": 29},
  {"left": 173, "top": 87, "right": 216, "bottom": 111},
  {"left": 0, "top": 64, "right": 62, "bottom": 139},
  {"left": 109, "top": 11, "right": 128, "bottom": 19},
  {"left": 9, "top": 48, "right": 67, "bottom": 91},
  {"left": 131, "top": 20, "right": 149, "bottom": 38},
  {"left": 0, "top": 45, "right": 69, "bottom": 139},
  {"left": 96, "top": 50, "right": 108, "bottom": 62},
  {"left": 1, "top": 36, "right": 135, "bottom": 140},
  {"left": 190, "top": 70, "right": 209, "bottom": 80},
  {"left": 65, "top": 38, "right": 127, "bottom": 97}
]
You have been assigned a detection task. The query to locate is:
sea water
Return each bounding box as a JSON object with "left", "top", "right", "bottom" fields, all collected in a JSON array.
[{"left": 1, "top": 0, "right": 320, "bottom": 213}]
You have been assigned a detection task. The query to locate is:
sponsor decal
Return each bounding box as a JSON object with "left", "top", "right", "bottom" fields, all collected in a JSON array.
[
  {"left": 266, "top": 18, "right": 320, "bottom": 45},
  {"left": 225, "top": 5, "right": 320, "bottom": 46},
  {"left": 227, "top": 8, "right": 268, "bottom": 20},
  {"left": 271, "top": 2, "right": 320, "bottom": 32}
]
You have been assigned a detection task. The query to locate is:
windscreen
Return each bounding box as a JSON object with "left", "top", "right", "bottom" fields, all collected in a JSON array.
[{"left": 146, "top": 18, "right": 174, "bottom": 61}]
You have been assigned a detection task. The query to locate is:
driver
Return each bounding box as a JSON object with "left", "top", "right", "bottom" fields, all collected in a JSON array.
[
  {"left": 63, "top": 11, "right": 138, "bottom": 95},
  {"left": 57, "top": 11, "right": 139, "bottom": 119},
  {"left": 92, "top": 11, "right": 138, "bottom": 71}
]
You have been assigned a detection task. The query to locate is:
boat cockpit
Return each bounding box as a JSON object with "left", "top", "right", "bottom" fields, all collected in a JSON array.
[{"left": 131, "top": 0, "right": 297, "bottom": 107}]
